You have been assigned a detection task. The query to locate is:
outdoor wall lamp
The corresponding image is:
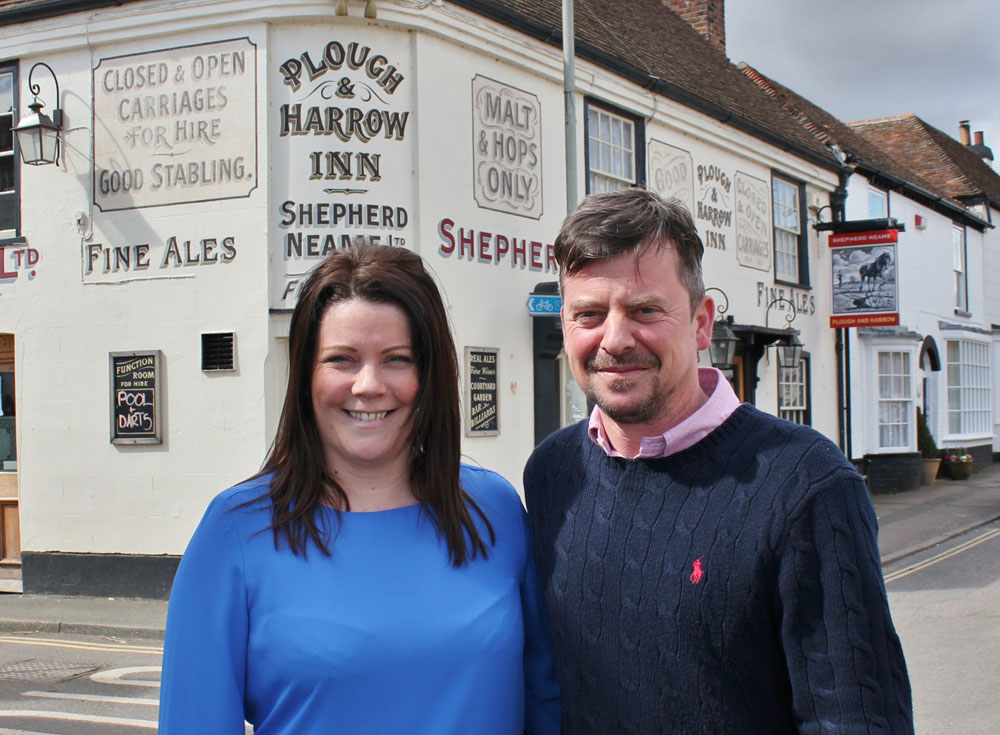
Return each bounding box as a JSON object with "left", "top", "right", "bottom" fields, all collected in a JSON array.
[
  {"left": 764, "top": 296, "right": 803, "bottom": 370},
  {"left": 336, "top": 0, "right": 377, "bottom": 17},
  {"left": 705, "top": 288, "right": 804, "bottom": 371},
  {"left": 706, "top": 287, "right": 739, "bottom": 370},
  {"left": 13, "top": 62, "right": 63, "bottom": 166}
]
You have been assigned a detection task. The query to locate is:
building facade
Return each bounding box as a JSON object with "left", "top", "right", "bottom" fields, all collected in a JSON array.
[
  {"left": 743, "top": 65, "right": 999, "bottom": 492},
  {"left": 0, "top": 0, "right": 843, "bottom": 596}
]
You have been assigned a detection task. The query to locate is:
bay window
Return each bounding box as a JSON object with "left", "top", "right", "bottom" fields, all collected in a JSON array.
[
  {"left": 947, "top": 339, "right": 990, "bottom": 435},
  {"left": 877, "top": 351, "right": 912, "bottom": 449}
]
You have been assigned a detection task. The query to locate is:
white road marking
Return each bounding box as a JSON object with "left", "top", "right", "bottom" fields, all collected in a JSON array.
[
  {"left": 0, "top": 711, "right": 156, "bottom": 728},
  {"left": 89, "top": 665, "right": 161, "bottom": 688},
  {"left": 0, "top": 636, "right": 161, "bottom": 656},
  {"left": 23, "top": 690, "right": 159, "bottom": 706}
]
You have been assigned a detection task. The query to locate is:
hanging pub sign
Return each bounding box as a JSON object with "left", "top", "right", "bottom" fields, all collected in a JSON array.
[
  {"left": 465, "top": 347, "right": 499, "bottom": 436},
  {"left": 829, "top": 229, "right": 899, "bottom": 328},
  {"left": 110, "top": 351, "right": 163, "bottom": 445}
]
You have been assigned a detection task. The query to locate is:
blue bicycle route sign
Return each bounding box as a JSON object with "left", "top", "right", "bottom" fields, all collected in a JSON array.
[{"left": 525, "top": 294, "right": 562, "bottom": 315}]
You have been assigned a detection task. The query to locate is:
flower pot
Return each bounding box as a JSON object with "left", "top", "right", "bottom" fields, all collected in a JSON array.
[
  {"left": 944, "top": 461, "right": 973, "bottom": 480},
  {"left": 920, "top": 458, "right": 941, "bottom": 485}
]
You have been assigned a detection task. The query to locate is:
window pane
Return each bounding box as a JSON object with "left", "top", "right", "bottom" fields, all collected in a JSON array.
[
  {"left": 946, "top": 339, "right": 991, "bottom": 435},
  {"left": 868, "top": 189, "right": 887, "bottom": 218},
  {"left": 778, "top": 359, "right": 810, "bottom": 424},
  {"left": 0, "top": 191, "right": 15, "bottom": 231},
  {"left": 586, "top": 103, "right": 638, "bottom": 192},
  {"left": 877, "top": 350, "right": 912, "bottom": 448},
  {"left": 0, "top": 68, "right": 13, "bottom": 232},
  {"left": 953, "top": 227, "right": 968, "bottom": 311},
  {"left": 0, "top": 160, "right": 13, "bottom": 193}
]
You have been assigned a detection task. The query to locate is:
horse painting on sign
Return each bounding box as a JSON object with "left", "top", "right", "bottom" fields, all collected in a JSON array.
[
  {"left": 831, "top": 244, "right": 898, "bottom": 316},
  {"left": 859, "top": 251, "right": 892, "bottom": 292}
]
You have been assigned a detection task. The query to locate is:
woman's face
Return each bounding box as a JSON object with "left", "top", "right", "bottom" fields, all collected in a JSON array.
[{"left": 310, "top": 298, "right": 419, "bottom": 478}]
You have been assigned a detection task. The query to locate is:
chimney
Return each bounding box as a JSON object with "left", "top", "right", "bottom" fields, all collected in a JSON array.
[
  {"left": 666, "top": 0, "right": 726, "bottom": 54},
  {"left": 959, "top": 120, "right": 971, "bottom": 145},
  {"left": 971, "top": 129, "right": 994, "bottom": 165}
]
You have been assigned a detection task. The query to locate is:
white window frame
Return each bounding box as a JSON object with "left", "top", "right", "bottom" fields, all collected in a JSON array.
[
  {"left": 868, "top": 187, "right": 887, "bottom": 219},
  {"left": 778, "top": 357, "right": 810, "bottom": 425},
  {"left": 772, "top": 174, "right": 805, "bottom": 285},
  {"left": 0, "top": 63, "right": 18, "bottom": 238},
  {"left": 585, "top": 101, "right": 638, "bottom": 194},
  {"left": 953, "top": 226, "right": 968, "bottom": 313},
  {"left": 877, "top": 350, "right": 913, "bottom": 450},
  {"left": 946, "top": 338, "right": 990, "bottom": 437}
]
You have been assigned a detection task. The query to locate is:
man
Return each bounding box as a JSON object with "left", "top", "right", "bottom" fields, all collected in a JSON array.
[{"left": 524, "top": 188, "right": 913, "bottom": 734}]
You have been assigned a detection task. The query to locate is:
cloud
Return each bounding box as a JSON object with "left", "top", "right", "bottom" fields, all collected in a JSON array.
[{"left": 726, "top": 0, "right": 1000, "bottom": 152}]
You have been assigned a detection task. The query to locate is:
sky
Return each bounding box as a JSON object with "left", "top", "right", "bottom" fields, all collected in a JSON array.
[{"left": 725, "top": 0, "right": 1000, "bottom": 161}]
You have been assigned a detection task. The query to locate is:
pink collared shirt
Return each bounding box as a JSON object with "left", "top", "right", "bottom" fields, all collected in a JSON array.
[{"left": 587, "top": 367, "right": 742, "bottom": 458}]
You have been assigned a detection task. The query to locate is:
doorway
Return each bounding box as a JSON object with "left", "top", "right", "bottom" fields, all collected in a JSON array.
[{"left": 0, "top": 333, "right": 20, "bottom": 592}]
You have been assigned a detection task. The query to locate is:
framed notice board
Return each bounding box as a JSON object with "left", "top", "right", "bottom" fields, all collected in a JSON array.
[
  {"left": 465, "top": 347, "right": 499, "bottom": 436},
  {"left": 109, "top": 351, "right": 163, "bottom": 445}
]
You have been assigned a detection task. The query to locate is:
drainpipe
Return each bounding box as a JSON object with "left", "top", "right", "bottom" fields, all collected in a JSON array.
[
  {"left": 563, "top": 0, "right": 577, "bottom": 212},
  {"left": 832, "top": 165, "right": 851, "bottom": 455}
]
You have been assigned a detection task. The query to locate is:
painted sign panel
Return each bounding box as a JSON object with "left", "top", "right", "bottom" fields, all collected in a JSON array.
[
  {"left": 0, "top": 244, "right": 40, "bottom": 284},
  {"left": 830, "top": 229, "right": 899, "bottom": 328},
  {"left": 273, "top": 31, "right": 413, "bottom": 308},
  {"left": 465, "top": 347, "right": 499, "bottom": 436},
  {"left": 81, "top": 233, "right": 238, "bottom": 284},
  {"left": 471, "top": 75, "right": 542, "bottom": 219},
  {"left": 93, "top": 38, "right": 258, "bottom": 211},
  {"left": 110, "top": 351, "right": 163, "bottom": 444},
  {"left": 734, "top": 172, "right": 771, "bottom": 272},
  {"left": 647, "top": 139, "right": 694, "bottom": 215},
  {"left": 695, "top": 162, "right": 732, "bottom": 252}
]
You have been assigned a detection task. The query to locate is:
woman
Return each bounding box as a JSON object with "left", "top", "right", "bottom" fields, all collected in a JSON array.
[{"left": 159, "top": 244, "right": 560, "bottom": 734}]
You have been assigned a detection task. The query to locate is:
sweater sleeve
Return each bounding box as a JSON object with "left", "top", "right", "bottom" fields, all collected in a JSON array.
[
  {"left": 777, "top": 473, "right": 913, "bottom": 734},
  {"left": 520, "top": 506, "right": 562, "bottom": 735},
  {"left": 159, "top": 494, "right": 251, "bottom": 734}
]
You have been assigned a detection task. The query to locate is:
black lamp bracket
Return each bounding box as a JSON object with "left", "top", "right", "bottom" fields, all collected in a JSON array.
[{"left": 27, "top": 61, "right": 63, "bottom": 128}]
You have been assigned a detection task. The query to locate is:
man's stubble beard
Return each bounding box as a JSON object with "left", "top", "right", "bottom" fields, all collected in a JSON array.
[{"left": 583, "top": 353, "right": 664, "bottom": 425}]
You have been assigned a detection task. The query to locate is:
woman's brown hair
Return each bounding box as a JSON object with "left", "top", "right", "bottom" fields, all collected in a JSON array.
[{"left": 255, "top": 243, "right": 494, "bottom": 565}]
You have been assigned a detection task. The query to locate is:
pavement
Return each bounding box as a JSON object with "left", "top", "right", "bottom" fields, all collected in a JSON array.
[{"left": 0, "top": 462, "right": 998, "bottom": 641}]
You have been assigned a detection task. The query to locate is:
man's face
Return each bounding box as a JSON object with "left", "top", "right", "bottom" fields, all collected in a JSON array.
[{"left": 560, "top": 244, "right": 713, "bottom": 435}]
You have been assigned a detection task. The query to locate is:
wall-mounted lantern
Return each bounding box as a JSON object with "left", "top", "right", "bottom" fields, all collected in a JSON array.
[
  {"left": 706, "top": 288, "right": 804, "bottom": 372},
  {"left": 705, "top": 287, "right": 738, "bottom": 370},
  {"left": 764, "top": 296, "right": 803, "bottom": 370},
  {"left": 12, "top": 62, "right": 63, "bottom": 166}
]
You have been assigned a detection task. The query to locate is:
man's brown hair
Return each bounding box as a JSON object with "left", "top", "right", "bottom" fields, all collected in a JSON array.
[{"left": 554, "top": 188, "right": 705, "bottom": 310}]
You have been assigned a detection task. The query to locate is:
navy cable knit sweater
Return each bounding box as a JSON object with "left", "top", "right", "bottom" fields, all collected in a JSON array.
[{"left": 524, "top": 404, "right": 913, "bottom": 734}]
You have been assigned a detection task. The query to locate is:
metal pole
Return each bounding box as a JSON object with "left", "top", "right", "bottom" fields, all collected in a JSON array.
[{"left": 563, "top": 0, "right": 577, "bottom": 213}]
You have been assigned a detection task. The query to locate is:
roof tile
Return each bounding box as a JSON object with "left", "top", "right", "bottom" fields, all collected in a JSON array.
[{"left": 847, "top": 114, "right": 1000, "bottom": 207}]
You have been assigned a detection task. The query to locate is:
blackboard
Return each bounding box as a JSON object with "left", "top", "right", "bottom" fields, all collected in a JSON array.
[
  {"left": 110, "top": 351, "right": 163, "bottom": 444},
  {"left": 465, "top": 347, "right": 499, "bottom": 436}
]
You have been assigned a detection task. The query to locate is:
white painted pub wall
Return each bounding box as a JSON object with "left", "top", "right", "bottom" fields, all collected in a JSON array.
[{"left": 2, "top": 0, "right": 841, "bottom": 559}]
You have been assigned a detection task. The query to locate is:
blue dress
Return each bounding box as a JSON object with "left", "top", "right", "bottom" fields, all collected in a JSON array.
[{"left": 159, "top": 465, "right": 561, "bottom": 734}]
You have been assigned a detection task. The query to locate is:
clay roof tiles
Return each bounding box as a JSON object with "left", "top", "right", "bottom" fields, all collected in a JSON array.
[
  {"left": 847, "top": 114, "right": 1000, "bottom": 208},
  {"left": 460, "top": 0, "right": 837, "bottom": 166},
  {"left": 740, "top": 65, "right": 954, "bottom": 203},
  {"left": 1, "top": 0, "right": 841, "bottom": 170}
]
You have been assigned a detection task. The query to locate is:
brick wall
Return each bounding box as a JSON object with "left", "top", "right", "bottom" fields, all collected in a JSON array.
[
  {"left": 665, "top": 0, "right": 726, "bottom": 54},
  {"left": 863, "top": 452, "right": 922, "bottom": 494}
]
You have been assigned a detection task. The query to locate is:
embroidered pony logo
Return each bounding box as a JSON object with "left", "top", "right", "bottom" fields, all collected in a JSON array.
[{"left": 689, "top": 557, "right": 705, "bottom": 584}]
